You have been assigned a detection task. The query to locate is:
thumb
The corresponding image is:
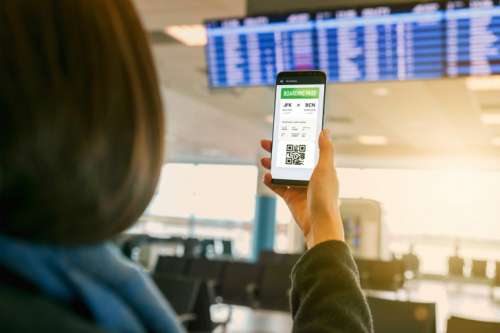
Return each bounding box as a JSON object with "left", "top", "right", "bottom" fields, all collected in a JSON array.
[{"left": 317, "top": 129, "right": 334, "bottom": 170}]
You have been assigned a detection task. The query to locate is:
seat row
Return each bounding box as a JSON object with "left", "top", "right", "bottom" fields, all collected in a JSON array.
[
  {"left": 154, "top": 254, "right": 297, "bottom": 311},
  {"left": 449, "top": 256, "right": 500, "bottom": 283},
  {"left": 153, "top": 253, "right": 500, "bottom": 333}
]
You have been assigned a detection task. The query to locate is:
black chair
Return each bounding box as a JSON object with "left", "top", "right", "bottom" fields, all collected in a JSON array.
[
  {"left": 471, "top": 259, "right": 488, "bottom": 279},
  {"left": 282, "top": 253, "right": 302, "bottom": 268},
  {"left": 200, "top": 239, "right": 216, "bottom": 258},
  {"left": 356, "top": 259, "right": 405, "bottom": 291},
  {"left": 258, "top": 250, "right": 282, "bottom": 265},
  {"left": 188, "top": 280, "right": 218, "bottom": 332},
  {"left": 154, "top": 275, "right": 216, "bottom": 332},
  {"left": 187, "top": 258, "right": 226, "bottom": 283},
  {"left": 448, "top": 256, "right": 465, "bottom": 277},
  {"left": 402, "top": 252, "right": 420, "bottom": 276},
  {"left": 258, "top": 264, "right": 292, "bottom": 312},
  {"left": 153, "top": 275, "right": 201, "bottom": 324},
  {"left": 155, "top": 256, "right": 190, "bottom": 275},
  {"left": 495, "top": 262, "right": 500, "bottom": 287},
  {"left": 183, "top": 238, "right": 203, "bottom": 258},
  {"left": 219, "top": 261, "right": 262, "bottom": 306},
  {"left": 355, "top": 258, "right": 372, "bottom": 288},
  {"left": 368, "top": 296, "right": 436, "bottom": 333},
  {"left": 446, "top": 316, "right": 500, "bottom": 333},
  {"left": 187, "top": 258, "right": 226, "bottom": 301},
  {"left": 221, "top": 240, "right": 233, "bottom": 257},
  {"left": 259, "top": 250, "right": 301, "bottom": 269}
]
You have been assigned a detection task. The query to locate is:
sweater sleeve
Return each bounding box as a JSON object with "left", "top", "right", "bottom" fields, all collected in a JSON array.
[{"left": 290, "top": 240, "right": 373, "bottom": 333}]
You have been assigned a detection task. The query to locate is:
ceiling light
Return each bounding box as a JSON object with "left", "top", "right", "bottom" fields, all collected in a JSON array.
[
  {"left": 357, "top": 135, "right": 388, "bottom": 146},
  {"left": 373, "top": 87, "right": 390, "bottom": 97},
  {"left": 480, "top": 113, "right": 500, "bottom": 125},
  {"left": 492, "top": 137, "right": 500, "bottom": 146},
  {"left": 164, "top": 24, "right": 207, "bottom": 46},
  {"left": 466, "top": 76, "right": 500, "bottom": 91}
]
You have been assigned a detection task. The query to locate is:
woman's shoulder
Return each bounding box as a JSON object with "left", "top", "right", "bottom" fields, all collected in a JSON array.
[{"left": 0, "top": 277, "right": 106, "bottom": 333}]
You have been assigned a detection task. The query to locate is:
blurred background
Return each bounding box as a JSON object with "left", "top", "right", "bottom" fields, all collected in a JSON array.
[{"left": 122, "top": 1, "right": 500, "bottom": 332}]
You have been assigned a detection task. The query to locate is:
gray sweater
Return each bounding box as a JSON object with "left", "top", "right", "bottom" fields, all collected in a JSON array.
[{"left": 291, "top": 240, "right": 374, "bottom": 333}]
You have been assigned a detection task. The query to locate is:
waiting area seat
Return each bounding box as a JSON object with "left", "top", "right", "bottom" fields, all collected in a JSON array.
[
  {"left": 402, "top": 252, "right": 420, "bottom": 277},
  {"left": 153, "top": 274, "right": 200, "bottom": 323},
  {"left": 221, "top": 240, "right": 233, "bottom": 257},
  {"left": 446, "top": 316, "right": 500, "bottom": 333},
  {"left": 183, "top": 238, "right": 203, "bottom": 258},
  {"left": 493, "top": 262, "right": 500, "bottom": 287},
  {"left": 153, "top": 274, "right": 216, "bottom": 332},
  {"left": 355, "top": 259, "right": 405, "bottom": 291},
  {"left": 367, "top": 296, "right": 436, "bottom": 333},
  {"left": 155, "top": 255, "right": 190, "bottom": 275},
  {"left": 259, "top": 250, "right": 282, "bottom": 265},
  {"left": 282, "top": 253, "right": 302, "bottom": 268},
  {"left": 186, "top": 257, "right": 226, "bottom": 300},
  {"left": 448, "top": 256, "right": 465, "bottom": 278},
  {"left": 471, "top": 259, "right": 488, "bottom": 279},
  {"left": 258, "top": 250, "right": 301, "bottom": 269},
  {"left": 153, "top": 253, "right": 297, "bottom": 312},
  {"left": 187, "top": 257, "right": 226, "bottom": 283},
  {"left": 219, "top": 261, "right": 262, "bottom": 307},
  {"left": 257, "top": 264, "right": 292, "bottom": 312}
]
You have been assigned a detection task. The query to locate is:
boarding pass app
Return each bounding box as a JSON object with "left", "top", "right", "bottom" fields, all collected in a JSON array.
[{"left": 271, "top": 84, "right": 325, "bottom": 182}]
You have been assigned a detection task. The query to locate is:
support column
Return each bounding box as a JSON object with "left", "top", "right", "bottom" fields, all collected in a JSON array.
[{"left": 251, "top": 155, "right": 277, "bottom": 261}]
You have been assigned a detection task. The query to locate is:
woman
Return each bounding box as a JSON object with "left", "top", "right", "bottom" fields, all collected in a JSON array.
[{"left": 0, "top": 1, "right": 372, "bottom": 332}]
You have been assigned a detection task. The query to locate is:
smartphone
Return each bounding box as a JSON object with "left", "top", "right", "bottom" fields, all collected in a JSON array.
[{"left": 271, "top": 71, "right": 327, "bottom": 186}]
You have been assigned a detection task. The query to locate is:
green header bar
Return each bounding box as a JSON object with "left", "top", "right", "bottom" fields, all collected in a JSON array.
[{"left": 281, "top": 87, "right": 319, "bottom": 99}]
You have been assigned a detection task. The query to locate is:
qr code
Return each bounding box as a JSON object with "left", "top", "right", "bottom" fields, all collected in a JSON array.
[{"left": 285, "top": 144, "right": 306, "bottom": 165}]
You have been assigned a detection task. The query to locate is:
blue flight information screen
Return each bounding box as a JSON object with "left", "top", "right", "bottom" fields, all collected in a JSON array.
[{"left": 205, "top": 0, "right": 500, "bottom": 87}]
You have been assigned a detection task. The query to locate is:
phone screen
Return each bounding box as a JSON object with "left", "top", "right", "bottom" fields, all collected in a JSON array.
[{"left": 271, "top": 72, "right": 326, "bottom": 186}]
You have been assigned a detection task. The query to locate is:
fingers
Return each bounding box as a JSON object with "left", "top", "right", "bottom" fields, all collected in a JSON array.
[
  {"left": 260, "top": 140, "right": 272, "bottom": 153},
  {"left": 317, "top": 129, "right": 335, "bottom": 170},
  {"left": 260, "top": 140, "right": 272, "bottom": 171},
  {"left": 263, "top": 173, "right": 286, "bottom": 197},
  {"left": 260, "top": 157, "right": 271, "bottom": 170}
]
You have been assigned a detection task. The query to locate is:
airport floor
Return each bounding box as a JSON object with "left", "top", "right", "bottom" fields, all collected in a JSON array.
[
  {"left": 212, "top": 305, "right": 292, "bottom": 333},
  {"left": 212, "top": 279, "right": 500, "bottom": 333}
]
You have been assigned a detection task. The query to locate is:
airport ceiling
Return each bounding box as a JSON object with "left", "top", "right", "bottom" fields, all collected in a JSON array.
[{"left": 134, "top": 0, "right": 500, "bottom": 169}]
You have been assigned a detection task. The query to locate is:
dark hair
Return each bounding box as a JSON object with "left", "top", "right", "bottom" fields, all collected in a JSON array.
[{"left": 0, "top": 0, "right": 164, "bottom": 244}]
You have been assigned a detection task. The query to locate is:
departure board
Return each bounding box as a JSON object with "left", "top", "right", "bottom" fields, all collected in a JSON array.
[{"left": 205, "top": 0, "right": 500, "bottom": 87}]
